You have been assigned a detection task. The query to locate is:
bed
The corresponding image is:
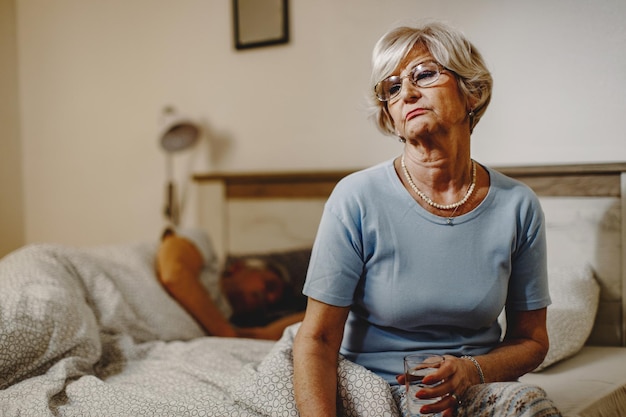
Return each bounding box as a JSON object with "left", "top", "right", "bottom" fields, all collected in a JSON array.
[
  {"left": 194, "top": 162, "right": 626, "bottom": 417},
  {"left": 1, "top": 162, "right": 625, "bottom": 416}
]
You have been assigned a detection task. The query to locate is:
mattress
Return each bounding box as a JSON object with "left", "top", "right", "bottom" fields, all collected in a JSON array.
[{"left": 520, "top": 346, "right": 626, "bottom": 417}]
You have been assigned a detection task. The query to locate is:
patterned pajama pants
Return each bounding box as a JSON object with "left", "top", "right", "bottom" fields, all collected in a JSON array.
[{"left": 391, "top": 382, "right": 562, "bottom": 417}]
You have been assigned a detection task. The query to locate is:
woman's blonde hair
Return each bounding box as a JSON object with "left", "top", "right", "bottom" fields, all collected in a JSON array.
[{"left": 369, "top": 21, "right": 493, "bottom": 135}]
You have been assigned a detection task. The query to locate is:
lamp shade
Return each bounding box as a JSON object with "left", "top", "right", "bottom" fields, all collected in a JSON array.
[
  {"left": 159, "top": 115, "right": 200, "bottom": 153},
  {"left": 158, "top": 109, "right": 200, "bottom": 226}
]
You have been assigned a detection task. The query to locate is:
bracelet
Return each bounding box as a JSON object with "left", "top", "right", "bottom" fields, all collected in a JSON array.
[{"left": 461, "top": 355, "right": 485, "bottom": 384}]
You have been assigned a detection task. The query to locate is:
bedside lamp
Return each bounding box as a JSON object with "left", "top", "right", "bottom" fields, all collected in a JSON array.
[{"left": 158, "top": 108, "right": 200, "bottom": 225}]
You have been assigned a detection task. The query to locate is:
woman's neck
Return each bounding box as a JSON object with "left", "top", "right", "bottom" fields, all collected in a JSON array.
[{"left": 401, "top": 145, "right": 472, "bottom": 193}]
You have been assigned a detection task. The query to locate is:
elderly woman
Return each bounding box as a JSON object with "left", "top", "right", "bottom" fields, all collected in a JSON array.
[{"left": 293, "top": 22, "right": 560, "bottom": 417}]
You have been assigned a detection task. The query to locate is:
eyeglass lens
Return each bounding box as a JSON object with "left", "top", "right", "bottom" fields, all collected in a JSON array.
[{"left": 375, "top": 61, "right": 442, "bottom": 102}]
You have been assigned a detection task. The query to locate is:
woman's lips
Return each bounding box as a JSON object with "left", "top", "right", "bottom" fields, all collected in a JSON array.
[{"left": 406, "top": 108, "right": 427, "bottom": 120}]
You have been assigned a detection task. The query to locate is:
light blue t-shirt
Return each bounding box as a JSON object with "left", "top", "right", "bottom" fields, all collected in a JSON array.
[{"left": 302, "top": 159, "right": 550, "bottom": 383}]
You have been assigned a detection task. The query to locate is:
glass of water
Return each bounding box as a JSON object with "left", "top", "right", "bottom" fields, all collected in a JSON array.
[{"left": 404, "top": 354, "right": 444, "bottom": 417}]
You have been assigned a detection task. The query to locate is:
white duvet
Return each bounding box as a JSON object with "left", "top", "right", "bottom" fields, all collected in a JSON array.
[{"left": 0, "top": 242, "right": 398, "bottom": 416}]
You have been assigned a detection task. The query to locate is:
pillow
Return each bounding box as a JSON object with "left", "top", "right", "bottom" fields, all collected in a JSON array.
[
  {"left": 225, "top": 248, "right": 312, "bottom": 288},
  {"left": 82, "top": 240, "right": 208, "bottom": 341},
  {"left": 534, "top": 264, "right": 599, "bottom": 371}
]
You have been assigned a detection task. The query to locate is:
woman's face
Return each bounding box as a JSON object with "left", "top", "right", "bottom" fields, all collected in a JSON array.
[{"left": 386, "top": 48, "right": 469, "bottom": 141}]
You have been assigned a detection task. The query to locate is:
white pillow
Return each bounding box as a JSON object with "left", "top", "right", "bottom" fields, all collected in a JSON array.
[{"left": 535, "top": 264, "right": 599, "bottom": 371}]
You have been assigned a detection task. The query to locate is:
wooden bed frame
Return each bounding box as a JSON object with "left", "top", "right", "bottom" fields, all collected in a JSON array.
[{"left": 193, "top": 162, "right": 626, "bottom": 347}]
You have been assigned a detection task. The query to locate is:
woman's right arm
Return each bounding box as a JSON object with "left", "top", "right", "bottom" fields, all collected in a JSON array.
[{"left": 293, "top": 298, "right": 350, "bottom": 417}]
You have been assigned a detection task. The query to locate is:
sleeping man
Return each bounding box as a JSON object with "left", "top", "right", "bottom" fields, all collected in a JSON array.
[{"left": 156, "top": 227, "right": 306, "bottom": 340}]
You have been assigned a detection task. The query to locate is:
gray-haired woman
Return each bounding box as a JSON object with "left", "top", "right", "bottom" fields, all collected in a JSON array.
[{"left": 293, "top": 21, "right": 560, "bottom": 417}]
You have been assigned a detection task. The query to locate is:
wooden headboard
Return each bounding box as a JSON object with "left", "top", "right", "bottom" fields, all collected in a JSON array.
[{"left": 193, "top": 162, "right": 626, "bottom": 347}]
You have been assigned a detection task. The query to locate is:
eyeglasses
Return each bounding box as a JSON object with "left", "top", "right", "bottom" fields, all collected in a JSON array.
[{"left": 374, "top": 61, "right": 448, "bottom": 102}]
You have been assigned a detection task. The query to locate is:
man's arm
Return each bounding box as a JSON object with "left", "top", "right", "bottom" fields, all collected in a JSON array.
[
  {"left": 157, "top": 235, "right": 238, "bottom": 337},
  {"left": 237, "top": 311, "right": 306, "bottom": 340}
]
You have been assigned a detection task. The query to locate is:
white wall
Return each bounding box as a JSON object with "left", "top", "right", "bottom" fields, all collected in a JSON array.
[
  {"left": 15, "top": 0, "right": 626, "bottom": 247},
  {"left": 0, "top": 0, "right": 25, "bottom": 257}
]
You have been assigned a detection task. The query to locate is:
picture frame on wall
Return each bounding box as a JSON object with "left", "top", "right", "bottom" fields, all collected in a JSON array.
[{"left": 233, "top": 0, "right": 289, "bottom": 50}]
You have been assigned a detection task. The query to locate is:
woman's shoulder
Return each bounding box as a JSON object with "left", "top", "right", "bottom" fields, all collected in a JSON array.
[
  {"left": 485, "top": 165, "right": 537, "bottom": 197},
  {"left": 325, "top": 159, "right": 397, "bottom": 210},
  {"left": 334, "top": 159, "right": 395, "bottom": 190},
  {"left": 484, "top": 165, "right": 543, "bottom": 213}
]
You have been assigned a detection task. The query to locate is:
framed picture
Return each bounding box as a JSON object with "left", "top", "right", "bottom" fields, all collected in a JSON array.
[{"left": 233, "top": 0, "right": 289, "bottom": 50}]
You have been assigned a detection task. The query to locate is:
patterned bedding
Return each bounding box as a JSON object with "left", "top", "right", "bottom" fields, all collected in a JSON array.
[{"left": 0, "top": 242, "right": 398, "bottom": 416}]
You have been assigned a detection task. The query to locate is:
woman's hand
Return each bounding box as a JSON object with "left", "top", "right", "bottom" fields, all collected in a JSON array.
[
  {"left": 396, "top": 355, "right": 478, "bottom": 417},
  {"left": 395, "top": 308, "right": 549, "bottom": 415}
]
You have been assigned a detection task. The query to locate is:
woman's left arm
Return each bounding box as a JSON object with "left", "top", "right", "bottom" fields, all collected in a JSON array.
[
  {"left": 414, "top": 308, "right": 548, "bottom": 416},
  {"left": 452, "top": 308, "right": 549, "bottom": 391},
  {"left": 479, "top": 307, "right": 549, "bottom": 380}
]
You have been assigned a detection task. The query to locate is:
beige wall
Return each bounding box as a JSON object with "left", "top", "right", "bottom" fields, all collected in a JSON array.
[
  {"left": 0, "top": 0, "right": 25, "bottom": 257},
  {"left": 12, "top": 0, "right": 626, "bottom": 248}
]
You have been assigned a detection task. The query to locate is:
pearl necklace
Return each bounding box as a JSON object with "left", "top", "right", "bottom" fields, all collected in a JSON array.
[{"left": 400, "top": 155, "right": 477, "bottom": 211}]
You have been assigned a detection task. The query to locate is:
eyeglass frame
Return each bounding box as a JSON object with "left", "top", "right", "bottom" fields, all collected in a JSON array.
[{"left": 374, "top": 60, "right": 452, "bottom": 102}]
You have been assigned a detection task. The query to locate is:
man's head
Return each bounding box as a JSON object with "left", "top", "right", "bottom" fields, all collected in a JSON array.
[{"left": 220, "top": 259, "right": 288, "bottom": 314}]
